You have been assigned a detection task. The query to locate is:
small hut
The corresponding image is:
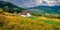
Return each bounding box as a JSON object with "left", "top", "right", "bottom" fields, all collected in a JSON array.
[{"left": 21, "top": 10, "right": 31, "bottom": 17}]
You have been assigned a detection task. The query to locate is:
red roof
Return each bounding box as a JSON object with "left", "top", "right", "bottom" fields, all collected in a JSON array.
[{"left": 21, "top": 10, "right": 29, "bottom": 15}]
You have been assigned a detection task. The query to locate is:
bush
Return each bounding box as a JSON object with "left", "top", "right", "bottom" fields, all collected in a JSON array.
[
  {"left": 44, "top": 14, "right": 60, "bottom": 19},
  {"left": 57, "top": 16, "right": 60, "bottom": 19},
  {"left": 0, "top": 8, "right": 3, "bottom": 14}
]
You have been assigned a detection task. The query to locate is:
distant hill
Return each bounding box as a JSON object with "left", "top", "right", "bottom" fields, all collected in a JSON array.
[
  {"left": 0, "top": 1, "right": 25, "bottom": 13},
  {"left": 28, "top": 6, "right": 60, "bottom": 14}
]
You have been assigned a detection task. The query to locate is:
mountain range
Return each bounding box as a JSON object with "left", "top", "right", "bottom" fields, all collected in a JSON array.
[{"left": 0, "top": 1, "right": 60, "bottom": 15}]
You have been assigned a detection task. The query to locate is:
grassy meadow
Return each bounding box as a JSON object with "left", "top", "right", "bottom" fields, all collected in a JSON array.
[
  {"left": 0, "top": 12, "right": 60, "bottom": 30},
  {"left": 0, "top": 1, "right": 60, "bottom": 30}
]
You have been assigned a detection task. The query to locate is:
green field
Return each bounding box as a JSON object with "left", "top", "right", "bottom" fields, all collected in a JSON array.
[{"left": 0, "top": 12, "right": 60, "bottom": 30}]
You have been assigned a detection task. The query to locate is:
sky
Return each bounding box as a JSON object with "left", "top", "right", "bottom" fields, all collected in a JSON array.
[{"left": 1, "top": 0, "right": 60, "bottom": 8}]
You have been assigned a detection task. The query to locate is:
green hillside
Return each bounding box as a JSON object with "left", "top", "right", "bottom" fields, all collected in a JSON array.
[
  {"left": 0, "top": 1, "right": 25, "bottom": 13},
  {"left": 28, "top": 6, "right": 60, "bottom": 14}
]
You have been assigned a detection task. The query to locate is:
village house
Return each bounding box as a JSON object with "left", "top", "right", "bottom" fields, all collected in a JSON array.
[
  {"left": 13, "top": 10, "right": 32, "bottom": 17},
  {"left": 20, "top": 10, "right": 32, "bottom": 17}
]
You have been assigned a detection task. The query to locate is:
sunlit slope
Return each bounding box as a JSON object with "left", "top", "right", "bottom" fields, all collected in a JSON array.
[{"left": 0, "top": 13, "right": 60, "bottom": 30}]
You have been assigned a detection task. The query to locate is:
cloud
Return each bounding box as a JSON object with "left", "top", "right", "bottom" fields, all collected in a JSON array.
[
  {"left": 6, "top": 0, "right": 60, "bottom": 8},
  {"left": 3, "top": 0, "right": 7, "bottom": 1},
  {"left": 42, "top": 0, "right": 60, "bottom": 6}
]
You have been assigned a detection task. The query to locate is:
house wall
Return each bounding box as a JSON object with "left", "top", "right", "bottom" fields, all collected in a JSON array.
[{"left": 21, "top": 12, "right": 31, "bottom": 17}]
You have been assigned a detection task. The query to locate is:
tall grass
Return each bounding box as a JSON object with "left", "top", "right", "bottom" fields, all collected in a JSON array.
[{"left": 0, "top": 13, "right": 60, "bottom": 30}]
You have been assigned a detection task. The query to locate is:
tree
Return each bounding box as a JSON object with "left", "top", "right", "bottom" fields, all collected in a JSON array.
[
  {"left": 13, "top": 8, "right": 18, "bottom": 12},
  {"left": 0, "top": 8, "right": 3, "bottom": 14},
  {"left": 4, "top": 6, "right": 9, "bottom": 12}
]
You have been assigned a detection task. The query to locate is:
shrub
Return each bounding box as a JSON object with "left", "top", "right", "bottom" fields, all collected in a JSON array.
[
  {"left": 44, "top": 14, "right": 60, "bottom": 19},
  {"left": 0, "top": 8, "right": 3, "bottom": 14},
  {"left": 57, "top": 16, "right": 60, "bottom": 19}
]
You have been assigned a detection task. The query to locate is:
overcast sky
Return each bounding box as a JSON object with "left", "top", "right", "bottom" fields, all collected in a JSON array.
[{"left": 1, "top": 0, "right": 60, "bottom": 8}]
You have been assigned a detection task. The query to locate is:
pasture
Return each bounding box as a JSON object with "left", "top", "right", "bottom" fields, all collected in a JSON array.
[{"left": 0, "top": 12, "right": 60, "bottom": 30}]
